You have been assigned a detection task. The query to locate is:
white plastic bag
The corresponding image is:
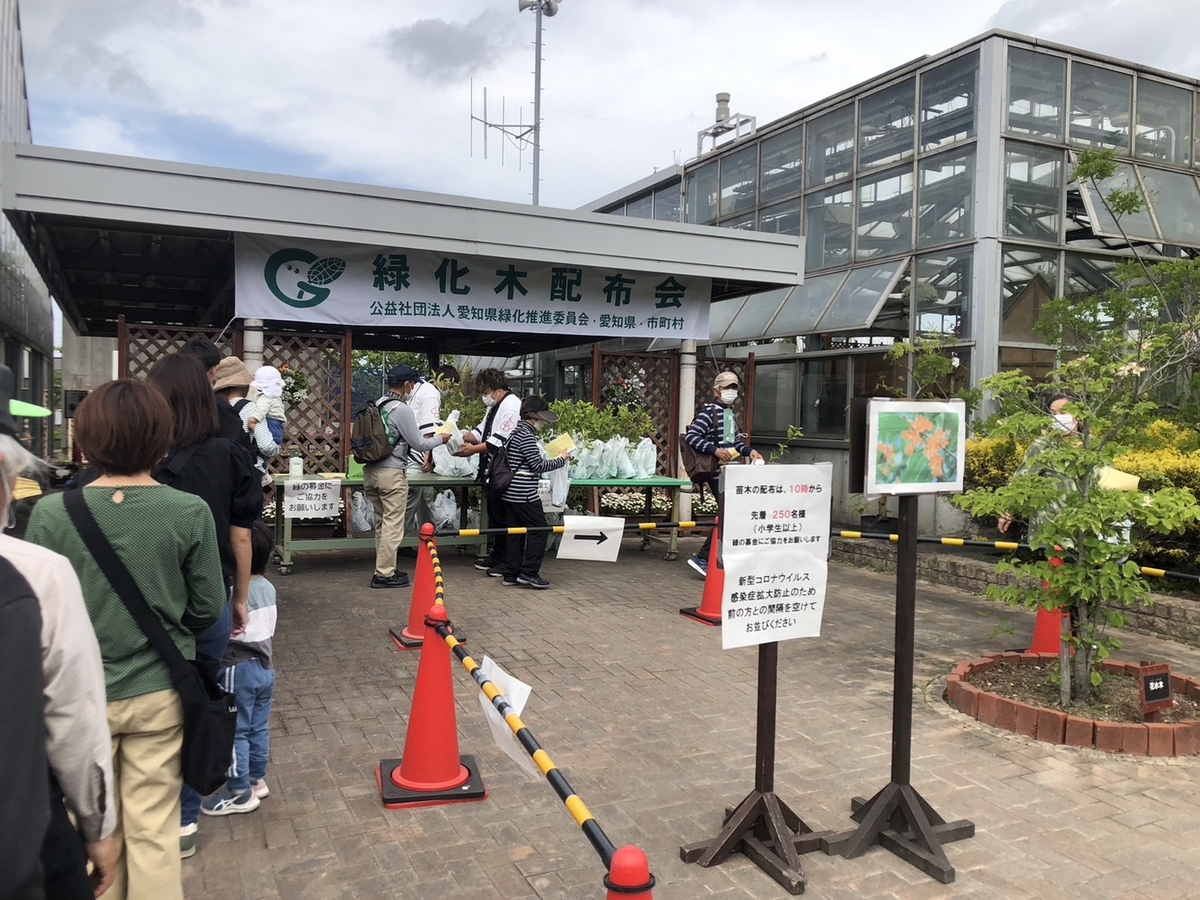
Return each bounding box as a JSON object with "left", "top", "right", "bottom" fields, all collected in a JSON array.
[
  {"left": 430, "top": 489, "right": 458, "bottom": 530},
  {"left": 538, "top": 479, "right": 562, "bottom": 513},
  {"left": 351, "top": 490, "right": 375, "bottom": 533},
  {"left": 632, "top": 437, "right": 657, "bottom": 479},
  {"left": 610, "top": 436, "right": 636, "bottom": 479},
  {"left": 571, "top": 438, "right": 602, "bottom": 480},
  {"left": 432, "top": 443, "right": 478, "bottom": 478},
  {"left": 549, "top": 465, "right": 570, "bottom": 507}
]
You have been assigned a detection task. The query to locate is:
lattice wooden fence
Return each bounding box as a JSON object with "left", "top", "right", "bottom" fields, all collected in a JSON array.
[
  {"left": 118, "top": 316, "right": 242, "bottom": 378},
  {"left": 591, "top": 347, "right": 755, "bottom": 477},
  {"left": 262, "top": 331, "right": 350, "bottom": 479}
]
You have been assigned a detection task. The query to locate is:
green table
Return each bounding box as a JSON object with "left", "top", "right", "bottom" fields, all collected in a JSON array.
[
  {"left": 272, "top": 472, "right": 486, "bottom": 574},
  {"left": 571, "top": 476, "right": 692, "bottom": 559}
]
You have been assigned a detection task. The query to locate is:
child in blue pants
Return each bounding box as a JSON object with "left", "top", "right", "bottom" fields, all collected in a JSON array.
[{"left": 202, "top": 521, "right": 278, "bottom": 816}]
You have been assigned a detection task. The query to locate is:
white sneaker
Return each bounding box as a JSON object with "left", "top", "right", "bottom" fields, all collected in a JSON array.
[
  {"left": 250, "top": 778, "right": 270, "bottom": 799},
  {"left": 180, "top": 822, "right": 198, "bottom": 859}
]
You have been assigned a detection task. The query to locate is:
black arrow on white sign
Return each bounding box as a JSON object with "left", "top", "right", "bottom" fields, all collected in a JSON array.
[{"left": 572, "top": 532, "right": 608, "bottom": 544}]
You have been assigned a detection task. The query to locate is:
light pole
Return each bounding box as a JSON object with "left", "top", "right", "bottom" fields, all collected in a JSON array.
[{"left": 517, "top": 0, "right": 559, "bottom": 206}]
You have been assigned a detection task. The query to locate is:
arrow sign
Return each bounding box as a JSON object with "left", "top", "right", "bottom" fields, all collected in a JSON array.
[{"left": 557, "top": 515, "right": 625, "bottom": 563}]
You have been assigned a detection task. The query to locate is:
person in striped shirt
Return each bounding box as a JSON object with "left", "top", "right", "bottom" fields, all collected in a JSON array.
[
  {"left": 683, "top": 371, "right": 762, "bottom": 577},
  {"left": 499, "top": 396, "right": 571, "bottom": 589}
]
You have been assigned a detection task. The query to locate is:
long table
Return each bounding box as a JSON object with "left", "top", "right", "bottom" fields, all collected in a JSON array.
[
  {"left": 271, "top": 472, "right": 486, "bottom": 574},
  {"left": 271, "top": 473, "right": 693, "bottom": 572}
]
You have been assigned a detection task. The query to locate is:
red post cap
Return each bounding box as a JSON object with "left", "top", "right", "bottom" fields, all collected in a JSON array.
[{"left": 604, "top": 845, "right": 655, "bottom": 898}]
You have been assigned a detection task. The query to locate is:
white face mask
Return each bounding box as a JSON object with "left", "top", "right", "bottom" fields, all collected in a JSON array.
[
  {"left": 481, "top": 393, "right": 496, "bottom": 408},
  {"left": 720, "top": 389, "right": 738, "bottom": 405},
  {"left": 1052, "top": 412, "right": 1076, "bottom": 433}
]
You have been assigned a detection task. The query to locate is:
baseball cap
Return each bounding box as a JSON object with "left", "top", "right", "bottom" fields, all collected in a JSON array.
[
  {"left": 714, "top": 372, "right": 740, "bottom": 389},
  {"left": 520, "top": 395, "right": 559, "bottom": 423},
  {"left": 0, "top": 365, "right": 51, "bottom": 439},
  {"left": 386, "top": 364, "right": 422, "bottom": 387}
]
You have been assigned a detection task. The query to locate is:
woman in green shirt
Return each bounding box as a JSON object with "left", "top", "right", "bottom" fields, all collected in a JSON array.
[{"left": 27, "top": 379, "right": 226, "bottom": 900}]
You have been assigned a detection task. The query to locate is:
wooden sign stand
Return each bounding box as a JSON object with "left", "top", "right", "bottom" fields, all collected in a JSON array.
[
  {"left": 679, "top": 640, "right": 826, "bottom": 895},
  {"left": 679, "top": 474, "right": 827, "bottom": 895},
  {"left": 819, "top": 494, "right": 974, "bottom": 883}
]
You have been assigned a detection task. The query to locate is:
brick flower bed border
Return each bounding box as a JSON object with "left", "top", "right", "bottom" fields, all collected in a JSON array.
[{"left": 947, "top": 652, "right": 1200, "bottom": 757}]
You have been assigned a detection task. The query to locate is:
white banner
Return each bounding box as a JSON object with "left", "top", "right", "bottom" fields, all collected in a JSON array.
[
  {"left": 283, "top": 479, "right": 341, "bottom": 519},
  {"left": 234, "top": 235, "right": 711, "bottom": 339},
  {"left": 721, "top": 464, "right": 832, "bottom": 650}
]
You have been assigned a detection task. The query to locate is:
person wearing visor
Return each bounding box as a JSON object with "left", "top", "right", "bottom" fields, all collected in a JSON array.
[
  {"left": 683, "top": 371, "right": 762, "bottom": 577},
  {"left": 0, "top": 367, "right": 119, "bottom": 899},
  {"left": 498, "top": 396, "right": 570, "bottom": 589}
]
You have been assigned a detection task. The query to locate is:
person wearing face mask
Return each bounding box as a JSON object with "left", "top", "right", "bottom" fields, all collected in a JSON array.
[
  {"left": 362, "top": 365, "right": 450, "bottom": 590},
  {"left": 998, "top": 393, "right": 1079, "bottom": 546},
  {"left": 497, "top": 396, "right": 571, "bottom": 589},
  {"left": 683, "top": 372, "right": 763, "bottom": 577},
  {"left": 455, "top": 368, "right": 522, "bottom": 576}
]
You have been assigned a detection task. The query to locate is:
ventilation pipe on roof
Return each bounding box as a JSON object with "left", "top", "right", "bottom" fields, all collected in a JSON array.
[{"left": 715, "top": 92, "right": 731, "bottom": 123}]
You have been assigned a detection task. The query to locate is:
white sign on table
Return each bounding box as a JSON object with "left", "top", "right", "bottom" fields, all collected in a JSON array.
[
  {"left": 283, "top": 479, "right": 341, "bottom": 519},
  {"left": 556, "top": 515, "right": 625, "bottom": 563},
  {"left": 721, "top": 464, "right": 832, "bottom": 650}
]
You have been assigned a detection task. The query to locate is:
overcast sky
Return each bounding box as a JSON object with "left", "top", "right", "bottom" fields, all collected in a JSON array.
[{"left": 19, "top": 0, "right": 1200, "bottom": 214}]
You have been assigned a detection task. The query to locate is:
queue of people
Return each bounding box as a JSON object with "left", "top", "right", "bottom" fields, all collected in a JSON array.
[
  {"left": 0, "top": 343, "right": 762, "bottom": 898},
  {"left": 0, "top": 338, "right": 285, "bottom": 899}
]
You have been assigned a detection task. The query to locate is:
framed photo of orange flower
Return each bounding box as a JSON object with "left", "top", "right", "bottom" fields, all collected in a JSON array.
[{"left": 865, "top": 399, "right": 966, "bottom": 495}]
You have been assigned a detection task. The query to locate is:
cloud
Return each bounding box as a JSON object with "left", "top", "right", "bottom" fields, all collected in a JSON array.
[
  {"left": 382, "top": 10, "right": 522, "bottom": 85},
  {"left": 988, "top": 0, "right": 1200, "bottom": 77}
]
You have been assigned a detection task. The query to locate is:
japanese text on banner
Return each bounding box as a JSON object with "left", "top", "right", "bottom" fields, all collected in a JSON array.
[{"left": 234, "top": 235, "right": 711, "bottom": 340}]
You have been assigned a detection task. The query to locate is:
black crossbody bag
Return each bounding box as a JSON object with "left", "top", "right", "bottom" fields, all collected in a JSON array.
[{"left": 63, "top": 490, "right": 237, "bottom": 795}]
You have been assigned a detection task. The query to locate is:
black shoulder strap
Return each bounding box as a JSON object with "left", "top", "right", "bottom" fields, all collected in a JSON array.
[
  {"left": 232, "top": 398, "right": 250, "bottom": 415},
  {"left": 159, "top": 442, "right": 201, "bottom": 479},
  {"left": 480, "top": 394, "right": 504, "bottom": 441},
  {"left": 62, "top": 490, "right": 191, "bottom": 680}
]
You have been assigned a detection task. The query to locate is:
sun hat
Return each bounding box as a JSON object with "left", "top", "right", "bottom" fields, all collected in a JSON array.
[{"left": 212, "top": 356, "right": 254, "bottom": 392}]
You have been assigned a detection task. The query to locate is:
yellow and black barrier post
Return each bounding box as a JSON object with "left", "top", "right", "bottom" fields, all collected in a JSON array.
[{"left": 432, "top": 617, "right": 657, "bottom": 898}]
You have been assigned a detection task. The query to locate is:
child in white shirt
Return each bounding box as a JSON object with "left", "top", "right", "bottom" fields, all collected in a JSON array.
[{"left": 249, "top": 366, "right": 288, "bottom": 445}]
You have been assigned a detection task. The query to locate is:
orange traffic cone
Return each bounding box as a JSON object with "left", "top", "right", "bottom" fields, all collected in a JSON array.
[
  {"left": 390, "top": 524, "right": 437, "bottom": 650},
  {"left": 680, "top": 517, "right": 723, "bottom": 626},
  {"left": 1028, "top": 607, "right": 1067, "bottom": 654},
  {"left": 377, "top": 604, "right": 487, "bottom": 809},
  {"left": 604, "top": 846, "right": 656, "bottom": 899},
  {"left": 1028, "top": 555, "right": 1070, "bottom": 655}
]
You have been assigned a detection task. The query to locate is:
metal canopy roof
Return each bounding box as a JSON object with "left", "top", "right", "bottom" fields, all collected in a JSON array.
[{"left": 2, "top": 144, "right": 803, "bottom": 354}]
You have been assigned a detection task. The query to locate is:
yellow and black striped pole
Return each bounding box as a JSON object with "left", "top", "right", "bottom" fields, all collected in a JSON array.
[
  {"left": 437, "top": 521, "right": 713, "bottom": 539},
  {"left": 434, "top": 619, "right": 623, "bottom": 872}
]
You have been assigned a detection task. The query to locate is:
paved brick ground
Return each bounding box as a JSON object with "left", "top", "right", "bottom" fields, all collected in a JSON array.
[{"left": 183, "top": 535, "right": 1200, "bottom": 899}]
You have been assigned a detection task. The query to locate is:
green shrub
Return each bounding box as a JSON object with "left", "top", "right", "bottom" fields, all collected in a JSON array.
[
  {"left": 963, "top": 436, "right": 1022, "bottom": 491},
  {"left": 548, "top": 400, "right": 653, "bottom": 443}
]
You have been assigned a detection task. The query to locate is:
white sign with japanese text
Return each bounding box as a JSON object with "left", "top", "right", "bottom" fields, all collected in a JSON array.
[
  {"left": 283, "top": 479, "right": 341, "bottom": 519},
  {"left": 234, "top": 235, "right": 711, "bottom": 339},
  {"left": 721, "top": 464, "right": 832, "bottom": 650}
]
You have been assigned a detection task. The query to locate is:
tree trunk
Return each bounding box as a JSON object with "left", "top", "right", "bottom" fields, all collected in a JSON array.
[
  {"left": 1070, "top": 603, "right": 1098, "bottom": 703},
  {"left": 1059, "top": 611, "right": 1071, "bottom": 707}
]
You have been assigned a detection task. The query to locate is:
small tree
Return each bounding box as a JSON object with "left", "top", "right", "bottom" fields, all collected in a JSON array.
[{"left": 959, "top": 258, "right": 1200, "bottom": 704}]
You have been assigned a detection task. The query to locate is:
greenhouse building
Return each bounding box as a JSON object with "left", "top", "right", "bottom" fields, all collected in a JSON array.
[{"left": 577, "top": 29, "right": 1200, "bottom": 450}]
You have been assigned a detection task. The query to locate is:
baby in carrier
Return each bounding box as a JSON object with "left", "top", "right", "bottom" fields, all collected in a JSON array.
[{"left": 249, "top": 366, "right": 288, "bottom": 445}]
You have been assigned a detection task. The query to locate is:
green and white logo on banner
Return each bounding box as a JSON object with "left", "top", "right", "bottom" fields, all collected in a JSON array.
[{"left": 264, "top": 248, "right": 347, "bottom": 309}]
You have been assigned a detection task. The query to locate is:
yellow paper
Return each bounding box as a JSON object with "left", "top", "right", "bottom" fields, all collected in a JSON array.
[
  {"left": 318, "top": 472, "right": 347, "bottom": 480},
  {"left": 435, "top": 421, "right": 456, "bottom": 436},
  {"left": 1098, "top": 466, "right": 1139, "bottom": 492},
  {"left": 12, "top": 476, "right": 41, "bottom": 500},
  {"left": 544, "top": 433, "right": 575, "bottom": 457}
]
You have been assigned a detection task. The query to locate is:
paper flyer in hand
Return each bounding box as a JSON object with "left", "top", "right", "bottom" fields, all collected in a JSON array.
[{"left": 544, "top": 433, "right": 576, "bottom": 457}]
